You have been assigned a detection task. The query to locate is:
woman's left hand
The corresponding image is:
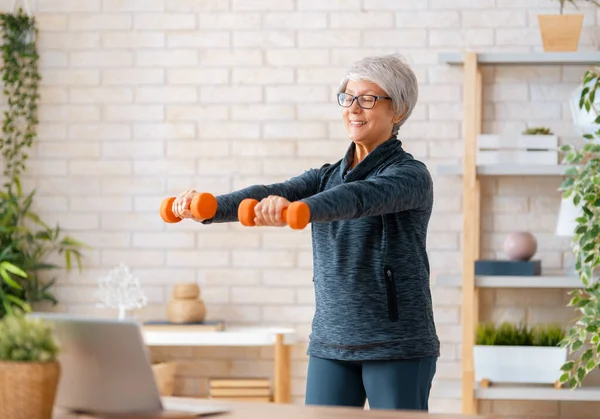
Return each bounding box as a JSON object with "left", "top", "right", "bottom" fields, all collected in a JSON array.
[{"left": 254, "top": 195, "right": 290, "bottom": 227}]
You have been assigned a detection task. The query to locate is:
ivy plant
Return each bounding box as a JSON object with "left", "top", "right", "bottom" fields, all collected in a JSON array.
[
  {"left": 0, "top": 8, "right": 86, "bottom": 318},
  {"left": 0, "top": 7, "right": 39, "bottom": 188},
  {"left": 557, "top": 65, "right": 600, "bottom": 389}
]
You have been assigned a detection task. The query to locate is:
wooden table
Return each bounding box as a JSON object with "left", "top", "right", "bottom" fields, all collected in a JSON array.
[
  {"left": 54, "top": 396, "right": 491, "bottom": 419},
  {"left": 142, "top": 326, "right": 296, "bottom": 403}
]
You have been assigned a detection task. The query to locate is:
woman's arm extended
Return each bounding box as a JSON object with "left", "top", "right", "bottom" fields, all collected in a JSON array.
[
  {"left": 202, "top": 167, "right": 323, "bottom": 224},
  {"left": 300, "top": 160, "right": 432, "bottom": 222}
]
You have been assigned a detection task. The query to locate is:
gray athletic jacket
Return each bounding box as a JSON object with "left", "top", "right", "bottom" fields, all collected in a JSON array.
[{"left": 203, "top": 137, "right": 440, "bottom": 361}]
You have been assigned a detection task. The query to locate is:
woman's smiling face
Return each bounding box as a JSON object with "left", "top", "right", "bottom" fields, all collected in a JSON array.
[{"left": 341, "top": 80, "right": 400, "bottom": 149}]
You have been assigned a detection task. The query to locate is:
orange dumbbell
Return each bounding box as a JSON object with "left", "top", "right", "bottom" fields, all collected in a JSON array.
[
  {"left": 159, "top": 193, "right": 218, "bottom": 223},
  {"left": 238, "top": 198, "right": 311, "bottom": 230}
]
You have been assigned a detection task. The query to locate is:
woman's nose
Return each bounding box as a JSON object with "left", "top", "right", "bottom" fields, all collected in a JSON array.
[{"left": 349, "top": 99, "right": 362, "bottom": 113}]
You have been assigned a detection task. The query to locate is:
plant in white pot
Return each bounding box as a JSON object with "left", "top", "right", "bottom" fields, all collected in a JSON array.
[
  {"left": 0, "top": 312, "right": 61, "bottom": 419},
  {"left": 474, "top": 322, "right": 566, "bottom": 388},
  {"left": 538, "top": 0, "right": 599, "bottom": 52}
]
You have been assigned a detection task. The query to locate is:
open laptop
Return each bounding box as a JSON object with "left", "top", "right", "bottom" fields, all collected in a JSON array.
[{"left": 28, "top": 313, "right": 229, "bottom": 417}]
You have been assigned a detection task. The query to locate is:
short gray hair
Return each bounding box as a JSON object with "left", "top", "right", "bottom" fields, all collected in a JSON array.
[{"left": 338, "top": 54, "right": 418, "bottom": 136}]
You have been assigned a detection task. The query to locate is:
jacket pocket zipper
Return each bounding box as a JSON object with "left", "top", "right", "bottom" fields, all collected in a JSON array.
[{"left": 384, "top": 266, "right": 398, "bottom": 322}]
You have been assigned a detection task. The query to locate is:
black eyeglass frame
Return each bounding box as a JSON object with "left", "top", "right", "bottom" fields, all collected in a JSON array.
[{"left": 336, "top": 93, "right": 392, "bottom": 109}]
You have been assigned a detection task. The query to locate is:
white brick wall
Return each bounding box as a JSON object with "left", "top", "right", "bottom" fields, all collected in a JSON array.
[{"left": 3, "top": 0, "right": 600, "bottom": 416}]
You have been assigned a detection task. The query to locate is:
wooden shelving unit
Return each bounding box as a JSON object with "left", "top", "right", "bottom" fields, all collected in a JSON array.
[{"left": 438, "top": 50, "right": 600, "bottom": 414}]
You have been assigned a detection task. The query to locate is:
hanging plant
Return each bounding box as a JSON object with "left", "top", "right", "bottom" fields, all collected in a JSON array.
[
  {"left": 0, "top": 7, "right": 40, "bottom": 189},
  {"left": 0, "top": 8, "right": 86, "bottom": 318}
]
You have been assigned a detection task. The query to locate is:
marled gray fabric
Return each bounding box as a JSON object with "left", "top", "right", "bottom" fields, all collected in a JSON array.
[{"left": 203, "top": 137, "right": 440, "bottom": 361}]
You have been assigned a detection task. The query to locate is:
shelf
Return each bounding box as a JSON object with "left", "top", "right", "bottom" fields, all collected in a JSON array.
[
  {"left": 436, "top": 163, "right": 572, "bottom": 176},
  {"left": 475, "top": 385, "right": 600, "bottom": 401},
  {"left": 142, "top": 326, "right": 297, "bottom": 346},
  {"left": 439, "top": 51, "right": 600, "bottom": 66},
  {"left": 436, "top": 273, "right": 586, "bottom": 288}
]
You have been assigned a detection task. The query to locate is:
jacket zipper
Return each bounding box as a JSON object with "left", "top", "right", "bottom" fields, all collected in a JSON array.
[{"left": 384, "top": 266, "right": 398, "bottom": 322}]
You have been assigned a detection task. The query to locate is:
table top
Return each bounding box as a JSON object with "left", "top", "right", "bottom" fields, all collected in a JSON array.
[
  {"left": 142, "top": 326, "right": 298, "bottom": 346},
  {"left": 54, "top": 397, "right": 489, "bottom": 419}
]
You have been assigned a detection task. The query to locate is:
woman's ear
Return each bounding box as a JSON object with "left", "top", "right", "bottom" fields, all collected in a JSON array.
[{"left": 392, "top": 106, "right": 407, "bottom": 124}]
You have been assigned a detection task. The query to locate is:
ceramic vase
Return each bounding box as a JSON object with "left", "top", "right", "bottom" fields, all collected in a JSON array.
[{"left": 166, "top": 283, "right": 206, "bottom": 323}]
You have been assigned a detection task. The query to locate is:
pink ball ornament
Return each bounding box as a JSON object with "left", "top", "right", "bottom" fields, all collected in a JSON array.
[{"left": 503, "top": 232, "right": 538, "bottom": 261}]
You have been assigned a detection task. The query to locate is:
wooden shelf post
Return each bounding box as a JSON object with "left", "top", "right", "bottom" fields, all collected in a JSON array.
[
  {"left": 460, "top": 51, "right": 482, "bottom": 415},
  {"left": 273, "top": 333, "right": 291, "bottom": 403}
]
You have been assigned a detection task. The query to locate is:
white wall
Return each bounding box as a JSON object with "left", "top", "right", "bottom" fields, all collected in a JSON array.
[{"left": 2, "top": 0, "right": 600, "bottom": 417}]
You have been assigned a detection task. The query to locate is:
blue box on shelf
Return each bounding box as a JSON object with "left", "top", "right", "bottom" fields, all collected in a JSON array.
[{"left": 474, "top": 259, "right": 541, "bottom": 276}]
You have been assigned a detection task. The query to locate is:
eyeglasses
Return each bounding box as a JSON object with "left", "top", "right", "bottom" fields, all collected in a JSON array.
[{"left": 337, "top": 93, "right": 392, "bottom": 109}]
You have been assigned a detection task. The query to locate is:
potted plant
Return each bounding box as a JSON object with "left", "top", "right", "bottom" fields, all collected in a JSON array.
[
  {"left": 537, "top": 0, "right": 600, "bottom": 52},
  {"left": 476, "top": 126, "right": 558, "bottom": 166},
  {"left": 0, "top": 8, "right": 86, "bottom": 318},
  {"left": 0, "top": 312, "right": 61, "bottom": 419},
  {"left": 557, "top": 66, "right": 600, "bottom": 389},
  {"left": 474, "top": 322, "right": 566, "bottom": 387},
  {"left": 521, "top": 126, "right": 559, "bottom": 164}
]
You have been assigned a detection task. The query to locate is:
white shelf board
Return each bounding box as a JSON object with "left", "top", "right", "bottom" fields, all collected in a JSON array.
[
  {"left": 436, "top": 273, "right": 585, "bottom": 288},
  {"left": 142, "top": 326, "right": 297, "bottom": 346},
  {"left": 439, "top": 51, "right": 600, "bottom": 66},
  {"left": 475, "top": 385, "right": 600, "bottom": 401},
  {"left": 436, "top": 164, "right": 572, "bottom": 176}
]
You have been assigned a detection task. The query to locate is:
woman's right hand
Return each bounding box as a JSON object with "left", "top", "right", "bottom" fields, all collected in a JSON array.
[{"left": 172, "top": 189, "right": 205, "bottom": 222}]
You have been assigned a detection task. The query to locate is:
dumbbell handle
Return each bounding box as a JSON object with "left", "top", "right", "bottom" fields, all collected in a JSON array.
[
  {"left": 159, "top": 193, "right": 218, "bottom": 223},
  {"left": 238, "top": 198, "right": 311, "bottom": 230}
]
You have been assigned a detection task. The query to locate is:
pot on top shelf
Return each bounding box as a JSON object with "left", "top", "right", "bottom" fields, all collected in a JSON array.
[{"left": 538, "top": 13, "right": 584, "bottom": 52}]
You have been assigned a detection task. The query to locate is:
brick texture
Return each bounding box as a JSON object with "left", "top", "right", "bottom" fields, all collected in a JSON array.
[{"left": 2, "top": 0, "right": 599, "bottom": 416}]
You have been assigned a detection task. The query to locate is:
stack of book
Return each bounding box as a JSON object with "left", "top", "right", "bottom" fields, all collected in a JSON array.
[
  {"left": 143, "top": 319, "right": 225, "bottom": 331},
  {"left": 208, "top": 378, "right": 271, "bottom": 403}
]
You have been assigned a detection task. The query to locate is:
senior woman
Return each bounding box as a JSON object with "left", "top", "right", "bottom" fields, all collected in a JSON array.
[{"left": 171, "top": 54, "right": 439, "bottom": 411}]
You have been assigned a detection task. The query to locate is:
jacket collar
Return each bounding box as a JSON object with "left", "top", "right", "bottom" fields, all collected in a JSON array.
[{"left": 341, "top": 136, "right": 403, "bottom": 181}]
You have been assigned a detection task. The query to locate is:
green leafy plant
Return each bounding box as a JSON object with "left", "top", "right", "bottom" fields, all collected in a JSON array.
[
  {"left": 522, "top": 126, "right": 554, "bottom": 135},
  {"left": 0, "top": 312, "right": 59, "bottom": 362},
  {"left": 0, "top": 259, "right": 28, "bottom": 315},
  {"left": 0, "top": 180, "right": 85, "bottom": 318},
  {"left": 0, "top": 9, "right": 86, "bottom": 318},
  {"left": 557, "top": 66, "right": 600, "bottom": 389},
  {"left": 476, "top": 322, "right": 565, "bottom": 346},
  {"left": 555, "top": 0, "right": 600, "bottom": 14}
]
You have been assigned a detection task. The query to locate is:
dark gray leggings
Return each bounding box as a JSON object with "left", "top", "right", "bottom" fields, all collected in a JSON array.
[{"left": 304, "top": 355, "right": 437, "bottom": 411}]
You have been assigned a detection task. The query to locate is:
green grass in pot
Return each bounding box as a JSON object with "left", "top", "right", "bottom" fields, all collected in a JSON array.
[{"left": 476, "top": 322, "right": 565, "bottom": 347}]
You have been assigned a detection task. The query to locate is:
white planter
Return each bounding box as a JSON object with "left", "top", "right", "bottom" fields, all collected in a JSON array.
[
  {"left": 476, "top": 134, "right": 558, "bottom": 165},
  {"left": 474, "top": 345, "right": 567, "bottom": 385}
]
